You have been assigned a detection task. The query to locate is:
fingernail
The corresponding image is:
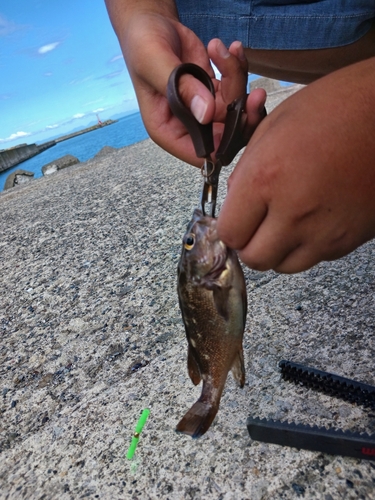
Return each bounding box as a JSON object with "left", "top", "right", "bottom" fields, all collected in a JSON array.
[
  {"left": 191, "top": 95, "right": 208, "bottom": 123},
  {"left": 217, "top": 40, "right": 230, "bottom": 59}
]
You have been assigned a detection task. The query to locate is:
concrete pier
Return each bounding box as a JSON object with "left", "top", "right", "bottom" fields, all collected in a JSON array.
[
  {"left": 54, "top": 120, "right": 116, "bottom": 144},
  {"left": 0, "top": 84, "right": 374, "bottom": 498},
  {"left": 0, "top": 143, "right": 53, "bottom": 173},
  {"left": 0, "top": 120, "right": 116, "bottom": 174}
]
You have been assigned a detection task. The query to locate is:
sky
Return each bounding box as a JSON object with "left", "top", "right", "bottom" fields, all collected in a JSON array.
[{"left": 0, "top": 0, "right": 138, "bottom": 149}]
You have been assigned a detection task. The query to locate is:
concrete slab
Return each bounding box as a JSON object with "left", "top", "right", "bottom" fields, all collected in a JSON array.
[{"left": 0, "top": 87, "right": 375, "bottom": 499}]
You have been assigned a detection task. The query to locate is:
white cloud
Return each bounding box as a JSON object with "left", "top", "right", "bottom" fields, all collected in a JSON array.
[
  {"left": 93, "top": 108, "right": 105, "bottom": 113},
  {"left": 0, "top": 14, "right": 21, "bottom": 37},
  {"left": 73, "top": 113, "right": 85, "bottom": 119},
  {"left": 96, "top": 70, "right": 123, "bottom": 80},
  {"left": 84, "top": 98, "right": 103, "bottom": 106},
  {"left": 44, "top": 72, "right": 53, "bottom": 77},
  {"left": 38, "top": 42, "right": 60, "bottom": 54},
  {"left": 110, "top": 54, "right": 124, "bottom": 63},
  {"left": 69, "top": 75, "right": 93, "bottom": 86},
  {"left": 46, "top": 124, "right": 59, "bottom": 129},
  {"left": 0, "top": 131, "right": 31, "bottom": 143},
  {"left": 26, "top": 120, "right": 42, "bottom": 127}
]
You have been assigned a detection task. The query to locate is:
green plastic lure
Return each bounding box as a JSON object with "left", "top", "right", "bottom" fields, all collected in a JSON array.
[{"left": 126, "top": 408, "right": 150, "bottom": 460}]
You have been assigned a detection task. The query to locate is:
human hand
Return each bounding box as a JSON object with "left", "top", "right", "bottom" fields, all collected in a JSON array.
[
  {"left": 217, "top": 58, "right": 375, "bottom": 273},
  {"left": 126, "top": 18, "right": 266, "bottom": 165},
  {"left": 105, "top": 1, "right": 266, "bottom": 165}
]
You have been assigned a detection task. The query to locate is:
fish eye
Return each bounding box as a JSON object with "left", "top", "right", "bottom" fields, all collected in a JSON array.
[{"left": 184, "top": 233, "right": 195, "bottom": 250}]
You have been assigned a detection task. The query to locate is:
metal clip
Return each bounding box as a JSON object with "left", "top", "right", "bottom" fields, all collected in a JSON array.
[{"left": 200, "top": 159, "right": 222, "bottom": 217}]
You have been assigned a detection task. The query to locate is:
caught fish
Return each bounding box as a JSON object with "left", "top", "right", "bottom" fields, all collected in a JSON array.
[{"left": 176, "top": 208, "right": 247, "bottom": 438}]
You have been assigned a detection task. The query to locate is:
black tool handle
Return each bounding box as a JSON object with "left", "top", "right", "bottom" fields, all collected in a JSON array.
[
  {"left": 247, "top": 417, "right": 375, "bottom": 461},
  {"left": 279, "top": 360, "right": 375, "bottom": 410},
  {"left": 216, "top": 94, "right": 249, "bottom": 166},
  {"left": 167, "top": 63, "right": 215, "bottom": 159}
]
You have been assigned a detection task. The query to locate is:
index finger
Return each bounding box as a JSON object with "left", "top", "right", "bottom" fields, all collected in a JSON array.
[{"left": 217, "top": 147, "right": 268, "bottom": 249}]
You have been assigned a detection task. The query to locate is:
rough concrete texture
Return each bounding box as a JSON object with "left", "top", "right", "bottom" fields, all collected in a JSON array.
[
  {"left": 93, "top": 146, "right": 118, "bottom": 160},
  {"left": 1, "top": 86, "right": 375, "bottom": 499},
  {"left": 250, "top": 77, "right": 281, "bottom": 93}
]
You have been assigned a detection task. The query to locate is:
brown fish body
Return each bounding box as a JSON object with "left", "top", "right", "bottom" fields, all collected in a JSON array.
[{"left": 177, "top": 209, "right": 247, "bottom": 438}]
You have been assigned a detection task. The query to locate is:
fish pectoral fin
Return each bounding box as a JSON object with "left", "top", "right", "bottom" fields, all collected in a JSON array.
[
  {"left": 188, "top": 345, "right": 201, "bottom": 385},
  {"left": 212, "top": 286, "right": 230, "bottom": 321},
  {"left": 231, "top": 349, "right": 245, "bottom": 388},
  {"left": 175, "top": 401, "right": 219, "bottom": 439}
]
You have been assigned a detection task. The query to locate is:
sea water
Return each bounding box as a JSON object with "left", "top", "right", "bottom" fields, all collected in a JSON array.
[{"left": 0, "top": 112, "right": 149, "bottom": 191}]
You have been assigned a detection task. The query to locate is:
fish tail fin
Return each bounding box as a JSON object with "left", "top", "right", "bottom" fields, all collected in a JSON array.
[
  {"left": 176, "top": 401, "right": 219, "bottom": 439},
  {"left": 231, "top": 348, "right": 245, "bottom": 388}
]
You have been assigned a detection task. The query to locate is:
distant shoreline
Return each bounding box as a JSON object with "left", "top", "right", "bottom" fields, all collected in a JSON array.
[
  {"left": 54, "top": 119, "right": 117, "bottom": 144},
  {"left": 0, "top": 119, "right": 117, "bottom": 174}
]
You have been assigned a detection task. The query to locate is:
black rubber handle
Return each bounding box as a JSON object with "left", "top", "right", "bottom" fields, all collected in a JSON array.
[
  {"left": 279, "top": 360, "right": 375, "bottom": 410},
  {"left": 247, "top": 360, "right": 375, "bottom": 461},
  {"left": 167, "top": 63, "right": 215, "bottom": 159},
  {"left": 247, "top": 417, "right": 375, "bottom": 461},
  {"left": 216, "top": 94, "right": 248, "bottom": 166}
]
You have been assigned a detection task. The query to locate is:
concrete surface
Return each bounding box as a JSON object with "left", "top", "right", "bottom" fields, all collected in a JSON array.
[
  {"left": 1, "top": 87, "right": 375, "bottom": 499},
  {"left": 250, "top": 77, "right": 281, "bottom": 93}
]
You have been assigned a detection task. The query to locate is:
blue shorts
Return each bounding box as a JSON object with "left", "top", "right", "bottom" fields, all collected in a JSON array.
[{"left": 175, "top": 0, "right": 375, "bottom": 50}]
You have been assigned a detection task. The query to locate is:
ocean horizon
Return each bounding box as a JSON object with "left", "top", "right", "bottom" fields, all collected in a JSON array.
[
  {"left": 0, "top": 112, "right": 149, "bottom": 191},
  {"left": 0, "top": 74, "right": 294, "bottom": 192}
]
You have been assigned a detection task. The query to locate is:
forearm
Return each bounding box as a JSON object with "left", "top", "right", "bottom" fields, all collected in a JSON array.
[{"left": 104, "top": 0, "right": 179, "bottom": 36}]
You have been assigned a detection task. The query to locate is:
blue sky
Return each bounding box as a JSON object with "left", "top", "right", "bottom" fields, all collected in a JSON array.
[
  {"left": 0, "top": 0, "right": 138, "bottom": 149},
  {"left": 0, "top": 2, "right": 290, "bottom": 151}
]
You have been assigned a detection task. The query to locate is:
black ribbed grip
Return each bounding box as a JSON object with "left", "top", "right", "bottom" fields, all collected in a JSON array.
[
  {"left": 279, "top": 360, "right": 375, "bottom": 410},
  {"left": 247, "top": 417, "right": 375, "bottom": 461}
]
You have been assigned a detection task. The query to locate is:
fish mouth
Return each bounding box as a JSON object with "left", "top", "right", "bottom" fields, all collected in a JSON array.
[{"left": 205, "top": 251, "right": 227, "bottom": 282}]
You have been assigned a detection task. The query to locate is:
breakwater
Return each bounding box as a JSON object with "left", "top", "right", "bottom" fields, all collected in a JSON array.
[
  {"left": 54, "top": 119, "right": 116, "bottom": 143},
  {"left": 0, "top": 119, "right": 116, "bottom": 173},
  {"left": 0, "top": 141, "right": 56, "bottom": 173}
]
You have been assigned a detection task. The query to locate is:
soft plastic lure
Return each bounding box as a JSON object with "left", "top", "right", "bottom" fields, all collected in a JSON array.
[{"left": 126, "top": 408, "right": 150, "bottom": 460}]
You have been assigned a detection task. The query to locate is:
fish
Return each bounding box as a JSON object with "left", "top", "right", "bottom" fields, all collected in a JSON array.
[{"left": 176, "top": 208, "right": 247, "bottom": 438}]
